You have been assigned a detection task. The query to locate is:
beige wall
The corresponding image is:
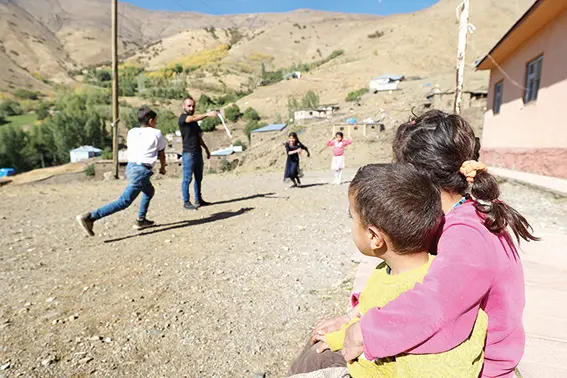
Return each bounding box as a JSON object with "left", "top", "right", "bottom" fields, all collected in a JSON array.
[
  {"left": 483, "top": 8, "right": 567, "bottom": 149},
  {"left": 481, "top": 7, "right": 567, "bottom": 178}
]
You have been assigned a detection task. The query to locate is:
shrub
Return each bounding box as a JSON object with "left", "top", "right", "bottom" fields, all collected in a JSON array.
[
  {"left": 346, "top": 88, "right": 369, "bottom": 102},
  {"left": 85, "top": 164, "right": 95, "bottom": 177},
  {"left": 200, "top": 116, "right": 220, "bottom": 132},
  {"left": 218, "top": 158, "right": 231, "bottom": 172},
  {"left": 0, "top": 100, "right": 23, "bottom": 117},
  {"left": 368, "top": 30, "right": 385, "bottom": 39},
  {"left": 233, "top": 139, "right": 247, "bottom": 151},
  {"left": 14, "top": 88, "right": 40, "bottom": 100},
  {"left": 224, "top": 104, "right": 241, "bottom": 122},
  {"left": 101, "top": 147, "right": 113, "bottom": 160},
  {"left": 243, "top": 107, "right": 260, "bottom": 121}
]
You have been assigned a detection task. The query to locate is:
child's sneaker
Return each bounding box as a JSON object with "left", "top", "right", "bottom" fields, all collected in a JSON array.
[
  {"left": 133, "top": 218, "right": 155, "bottom": 230},
  {"left": 76, "top": 213, "right": 95, "bottom": 237}
]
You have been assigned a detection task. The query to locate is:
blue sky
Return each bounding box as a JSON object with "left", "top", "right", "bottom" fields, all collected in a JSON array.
[{"left": 123, "top": 0, "right": 440, "bottom": 15}]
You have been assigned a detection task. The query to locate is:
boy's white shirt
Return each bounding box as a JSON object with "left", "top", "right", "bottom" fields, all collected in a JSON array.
[{"left": 127, "top": 127, "right": 167, "bottom": 166}]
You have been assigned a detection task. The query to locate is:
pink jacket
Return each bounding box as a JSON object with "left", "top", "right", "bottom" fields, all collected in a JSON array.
[
  {"left": 327, "top": 139, "right": 352, "bottom": 156},
  {"left": 357, "top": 202, "right": 525, "bottom": 378}
]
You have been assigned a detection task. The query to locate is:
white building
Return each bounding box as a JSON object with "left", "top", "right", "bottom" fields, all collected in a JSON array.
[
  {"left": 369, "top": 74, "right": 405, "bottom": 92},
  {"left": 69, "top": 146, "right": 102, "bottom": 163}
]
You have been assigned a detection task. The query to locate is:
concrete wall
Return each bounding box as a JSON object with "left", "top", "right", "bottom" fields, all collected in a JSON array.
[{"left": 482, "top": 7, "right": 567, "bottom": 178}]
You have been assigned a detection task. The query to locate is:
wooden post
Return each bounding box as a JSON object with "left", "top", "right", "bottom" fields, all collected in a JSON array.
[
  {"left": 454, "top": 0, "right": 470, "bottom": 115},
  {"left": 363, "top": 124, "right": 367, "bottom": 137},
  {"left": 348, "top": 124, "right": 352, "bottom": 139},
  {"left": 111, "top": 0, "right": 120, "bottom": 178}
]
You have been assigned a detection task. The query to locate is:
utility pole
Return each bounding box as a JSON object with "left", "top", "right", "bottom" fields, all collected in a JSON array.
[
  {"left": 111, "top": 0, "right": 120, "bottom": 178},
  {"left": 454, "top": 0, "right": 470, "bottom": 115}
]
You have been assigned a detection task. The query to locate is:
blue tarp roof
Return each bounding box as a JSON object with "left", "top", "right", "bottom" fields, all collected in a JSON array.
[
  {"left": 251, "top": 124, "right": 287, "bottom": 133},
  {"left": 372, "top": 74, "right": 405, "bottom": 81},
  {"left": 71, "top": 146, "right": 102, "bottom": 153}
]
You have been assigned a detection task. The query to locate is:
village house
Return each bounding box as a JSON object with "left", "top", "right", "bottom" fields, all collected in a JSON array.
[
  {"left": 293, "top": 105, "right": 340, "bottom": 122},
  {"left": 476, "top": 0, "right": 567, "bottom": 178},
  {"left": 369, "top": 74, "right": 404, "bottom": 92},
  {"left": 250, "top": 123, "right": 287, "bottom": 146}
]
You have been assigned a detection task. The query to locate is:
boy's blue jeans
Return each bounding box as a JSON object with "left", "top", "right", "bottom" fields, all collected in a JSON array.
[
  {"left": 91, "top": 163, "right": 155, "bottom": 221},
  {"left": 182, "top": 152, "right": 204, "bottom": 204}
]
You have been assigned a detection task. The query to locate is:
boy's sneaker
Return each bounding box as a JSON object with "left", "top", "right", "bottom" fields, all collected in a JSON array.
[
  {"left": 196, "top": 199, "right": 211, "bottom": 208},
  {"left": 133, "top": 218, "right": 155, "bottom": 230},
  {"left": 76, "top": 213, "right": 95, "bottom": 237},
  {"left": 184, "top": 202, "right": 197, "bottom": 211}
]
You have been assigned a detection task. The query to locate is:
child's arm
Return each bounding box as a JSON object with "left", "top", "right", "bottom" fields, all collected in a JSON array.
[
  {"left": 327, "top": 140, "right": 335, "bottom": 147},
  {"left": 300, "top": 144, "right": 311, "bottom": 157},
  {"left": 324, "top": 318, "right": 360, "bottom": 352},
  {"left": 344, "top": 139, "right": 353, "bottom": 146},
  {"left": 358, "top": 224, "right": 497, "bottom": 360}
]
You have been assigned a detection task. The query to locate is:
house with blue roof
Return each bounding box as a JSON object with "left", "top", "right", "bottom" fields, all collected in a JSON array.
[{"left": 250, "top": 124, "right": 288, "bottom": 146}]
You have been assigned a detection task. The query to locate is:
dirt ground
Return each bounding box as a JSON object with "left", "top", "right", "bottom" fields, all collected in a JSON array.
[{"left": 1, "top": 169, "right": 566, "bottom": 377}]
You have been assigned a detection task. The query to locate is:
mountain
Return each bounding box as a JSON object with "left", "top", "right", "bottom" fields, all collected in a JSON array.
[{"left": 0, "top": 0, "right": 535, "bottom": 96}]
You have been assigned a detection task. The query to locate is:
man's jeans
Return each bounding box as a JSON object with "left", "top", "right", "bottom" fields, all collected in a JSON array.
[
  {"left": 91, "top": 163, "right": 155, "bottom": 221},
  {"left": 182, "top": 152, "right": 204, "bottom": 204}
]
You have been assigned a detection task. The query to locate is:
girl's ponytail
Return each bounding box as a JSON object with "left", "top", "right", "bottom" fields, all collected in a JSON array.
[{"left": 471, "top": 170, "right": 539, "bottom": 242}]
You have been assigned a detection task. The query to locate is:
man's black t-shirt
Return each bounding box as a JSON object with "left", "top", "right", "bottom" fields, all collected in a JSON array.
[{"left": 178, "top": 114, "right": 202, "bottom": 154}]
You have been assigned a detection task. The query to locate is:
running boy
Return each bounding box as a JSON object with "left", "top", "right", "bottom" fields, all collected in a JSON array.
[{"left": 76, "top": 106, "right": 167, "bottom": 236}]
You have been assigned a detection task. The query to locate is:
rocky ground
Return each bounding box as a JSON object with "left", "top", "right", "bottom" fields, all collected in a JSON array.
[{"left": 1, "top": 169, "right": 566, "bottom": 377}]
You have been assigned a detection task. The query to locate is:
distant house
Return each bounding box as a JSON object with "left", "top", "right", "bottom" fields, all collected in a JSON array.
[
  {"left": 284, "top": 71, "right": 302, "bottom": 80},
  {"left": 369, "top": 74, "right": 404, "bottom": 92},
  {"left": 250, "top": 123, "right": 288, "bottom": 145},
  {"left": 426, "top": 88, "right": 488, "bottom": 110},
  {"left": 210, "top": 145, "right": 244, "bottom": 157},
  {"left": 476, "top": 0, "right": 567, "bottom": 178},
  {"left": 70, "top": 146, "right": 102, "bottom": 163},
  {"left": 294, "top": 105, "right": 340, "bottom": 121}
]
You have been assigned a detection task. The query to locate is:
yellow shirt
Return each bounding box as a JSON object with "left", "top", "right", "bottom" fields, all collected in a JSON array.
[{"left": 325, "top": 256, "right": 488, "bottom": 378}]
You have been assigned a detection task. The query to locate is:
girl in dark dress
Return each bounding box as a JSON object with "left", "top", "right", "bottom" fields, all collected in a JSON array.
[{"left": 284, "top": 132, "right": 310, "bottom": 187}]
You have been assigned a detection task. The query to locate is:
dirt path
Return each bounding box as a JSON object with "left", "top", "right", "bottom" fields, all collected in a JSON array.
[{"left": 1, "top": 170, "right": 566, "bottom": 377}]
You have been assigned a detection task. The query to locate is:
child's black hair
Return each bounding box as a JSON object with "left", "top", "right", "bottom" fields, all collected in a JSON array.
[
  {"left": 138, "top": 106, "right": 157, "bottom": 126},
  {"left": 393, "top": 109, "right": 538, "bottom": 242},
  {"left": 335, "top": 131, "right": 344, "bottom": 138},
  {"left": 349, "top": 163, "right": 443, "bottom": 254}
]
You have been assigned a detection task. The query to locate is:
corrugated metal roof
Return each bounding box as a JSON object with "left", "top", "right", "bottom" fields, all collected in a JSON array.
[
  {"left": 251, "top": 124, "right": 288, "bottom": 133},
  {"left": 71, "top": 146, "right": 102, "bottom": 153},
  {"left": 372, "top": 74, "right": 405, "bottom": 81}
]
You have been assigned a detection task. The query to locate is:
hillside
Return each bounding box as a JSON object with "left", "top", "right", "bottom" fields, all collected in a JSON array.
[{"left": 0, "top": 0, "right": 535, "bottom": 94}]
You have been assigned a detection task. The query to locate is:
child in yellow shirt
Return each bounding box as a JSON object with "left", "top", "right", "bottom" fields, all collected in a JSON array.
[{"left": 293, "top": 164, "right": 487, "bottom": 378}]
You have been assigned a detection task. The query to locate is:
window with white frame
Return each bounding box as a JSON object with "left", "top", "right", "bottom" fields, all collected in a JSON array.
[
  {"left": 494, "top": 81, "right": 503, "bottom": 114},
  {"left": 524, "top": 55, "right": 543, "bottom": 103}
]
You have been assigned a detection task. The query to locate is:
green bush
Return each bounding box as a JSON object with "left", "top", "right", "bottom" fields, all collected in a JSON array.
[
  {"left": 200, "top": 116, "right": 220, "bottom": 132},
  {"left": 368, "top": 30, "right": 385, "bottom": 39},
  {"left": 224, "top": 104, "right": 241, "bottom": 122},
  {"left": 244, "top": 120, "right": 266, "bottom": 141},
  {"left": 35, "top": 101, "right": 50, "bottom": 120},
  {"left": 0, "top": 100, "right": 23, "bottom": 117},
  {"left": 85, "top": 164, "right": 95, "bottom": 177},
  {"left": 346, "top": 88, "right": 369, "bottom": 102},
  {"left": 243, "top": 107, "right": 260, "bottom": 121},
  {"left": 233, "top": 139, "right": 247, "bottom": 151},
  {"left": 13, "top": 88, "right": 40, "bottom": 100},
  {"left": 101, "top": 147, "right": 113, "bottom": 160}
]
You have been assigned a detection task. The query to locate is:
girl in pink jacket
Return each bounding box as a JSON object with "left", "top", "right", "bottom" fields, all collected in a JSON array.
[
  {"left": 327, "top": 132, "right": 352, "bottom": 185},
  {"left": 301, "top": 110, "right": 538, "bottom": 378}
]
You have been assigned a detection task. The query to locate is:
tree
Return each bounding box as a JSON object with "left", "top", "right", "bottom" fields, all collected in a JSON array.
[
  {"left": 224, "top": 104, "right": 241, "bottom": 122},
  {"left": 0, "top": 126, "right": 33, "bottom": 172},
  {"left": 156, "top": 109, "right": 178, "bottom": 135},
  {"left": 174, "top": 64, "right": 184, "bottom": 74},
  {"left": 301, "top": 90, "right": 320, "bottom": 109},
  {"left": 244, "top": 120, "right": 266, "bottom": 141},
  {"left": 197, "top": 94, "right": 215, "bottom": 114},
  {"left": 35, "top": 101, "right": 50, "bottom": 120},
  {"left": 0, "top": 100, "right": 23, "bottom": 117},
  {"left": 200, "top": 116, "right": 220, "bottom": 132},
  {"left": 13, "top": 88, "right": 40, "bottom": 100},
  {"left": 243, "top": 107, "right": 260, "bottom": 122}
]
